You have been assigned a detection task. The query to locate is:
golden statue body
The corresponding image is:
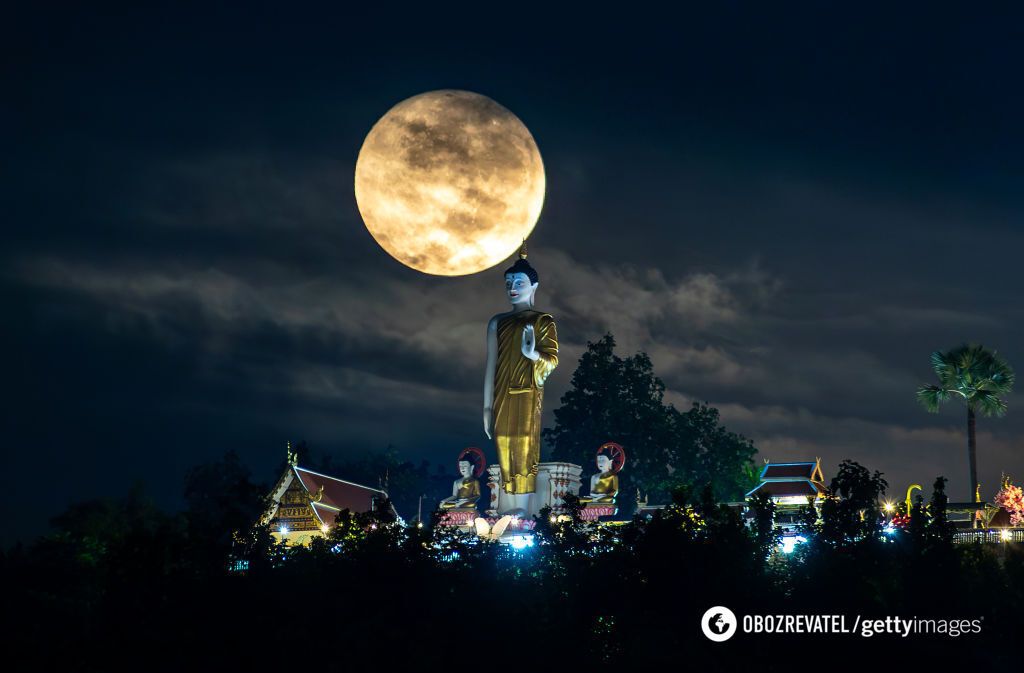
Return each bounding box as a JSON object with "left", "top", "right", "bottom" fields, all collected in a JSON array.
[
  {"left": 581, "top": 472, "right": 619, "bottom": 504},
  {"left": 492, "top": 310, "right": 558, "bottom": 493},
  {"left": 483, "top": 245, "right": 558, "bottom": 511},
  {"left": 439, "top": 476, "right": 481, "bottom": 510}
]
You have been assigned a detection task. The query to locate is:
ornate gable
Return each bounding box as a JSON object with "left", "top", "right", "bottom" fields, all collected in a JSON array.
[{"left": 271, "top": 477, "right": 322, "bottom": 534}]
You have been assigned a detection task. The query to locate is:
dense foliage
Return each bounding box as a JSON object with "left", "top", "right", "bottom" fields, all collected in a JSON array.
[
  {"left": 544, "top": 334, "right": 758, "bottom": 506},
  {"left": 5, "top": 458, "right": 1023, "bottom": 670}
]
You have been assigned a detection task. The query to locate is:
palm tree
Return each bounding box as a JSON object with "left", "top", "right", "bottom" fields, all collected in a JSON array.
[{"left": 917, "top": 344, "right": 1015, "bottom": 504}]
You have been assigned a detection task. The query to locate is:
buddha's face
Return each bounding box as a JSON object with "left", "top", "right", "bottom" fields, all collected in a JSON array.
[
  {"left": 505, "top": 272, "right": 537, "bottom": 306},
  {"left": 458, "top": 460, "right": 473, "bottom": 478},
  {"left": 596, "top": 454, "right": 613, "bottom": 473}
]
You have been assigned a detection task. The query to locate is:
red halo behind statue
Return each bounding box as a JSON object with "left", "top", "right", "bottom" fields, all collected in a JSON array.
[
  {"left": 597, "top": 442, "right": 626, "bottom": 474},
  {"left": 458, "top": 447, "right": 486, "bottom": 479}
]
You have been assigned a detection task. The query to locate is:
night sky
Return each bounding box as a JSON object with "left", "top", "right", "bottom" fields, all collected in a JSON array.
[{"left": 6, "top": 5, "right": 1024, "bottom": 544}]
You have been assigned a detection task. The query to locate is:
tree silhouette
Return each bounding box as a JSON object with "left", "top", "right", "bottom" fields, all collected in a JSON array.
[
  {"left": 917, "top": 344, "right": 1014, "bottom": 501},
  {"left": 8, "top": 451, "right": 1024, "bottom": 669},
  {"left": 544, "top": 333, "right": 757, "bottom": 505},
  {"left": 819, "top": 459, "right": 888, "bottom": 547}
]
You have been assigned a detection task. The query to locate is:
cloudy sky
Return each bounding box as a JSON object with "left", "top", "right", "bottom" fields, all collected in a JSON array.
[{"left": 5, "top": 5, "right": 1024, "bottom": 542}]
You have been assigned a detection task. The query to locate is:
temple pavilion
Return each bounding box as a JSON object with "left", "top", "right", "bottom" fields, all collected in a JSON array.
[
  {"left": 746, "top": 459, "right": 828, "bottom": 507},
  {"left": 260, "top": 449, "right": 395, "bottom": 546}
]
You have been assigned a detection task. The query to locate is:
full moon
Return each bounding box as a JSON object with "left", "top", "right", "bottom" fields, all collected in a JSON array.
[{"left": 354, "top": 90, "right": 546, "bottom": 276}]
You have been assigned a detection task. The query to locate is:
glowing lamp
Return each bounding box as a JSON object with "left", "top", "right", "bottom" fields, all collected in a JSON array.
[{"left": 780, "top": 535, "right": 807, "bottom": 554}]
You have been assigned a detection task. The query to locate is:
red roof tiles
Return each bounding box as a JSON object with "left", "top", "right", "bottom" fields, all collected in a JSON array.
[{"left": 294, "top": 467, "right": 386, "bottom": 514}]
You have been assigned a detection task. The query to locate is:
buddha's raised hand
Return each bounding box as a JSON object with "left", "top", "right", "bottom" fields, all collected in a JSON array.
[{"left": 521, "top": 324, "right": 539, "bottom": 361}]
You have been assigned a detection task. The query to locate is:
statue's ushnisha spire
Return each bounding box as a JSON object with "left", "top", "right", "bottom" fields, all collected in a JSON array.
[{"left": 505, "top": 238, "right": 538, "bottom": 283}]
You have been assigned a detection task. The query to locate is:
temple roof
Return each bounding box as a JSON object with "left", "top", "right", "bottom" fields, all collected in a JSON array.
[
  {"left": 762, "top": 463, "right": 811, "bottom": 479},
  {"left": 262, "top": 464, "right": 394, "bottom": 527},
  {"left": 294, "top": 466, "right": 386, "bottom": 514},
  {"left": 746, "top": 458, "right": 827, "bottom": 500},
  {"left": 747, "top": 479, "right": 824, "bottom": 498},
  {"left": 310, "top": 501, "right": 341, "bottom": 526},
  {"left": 758, "top": 460, "right": 824, "bottom": 483}
]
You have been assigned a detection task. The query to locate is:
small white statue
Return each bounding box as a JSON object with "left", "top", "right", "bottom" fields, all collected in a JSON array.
[
  {"left": 439, "top": 447, "right": 484, "bottom": 511},
  {"left": 581, "top": 442, "right": 626, "bottom": 505}
]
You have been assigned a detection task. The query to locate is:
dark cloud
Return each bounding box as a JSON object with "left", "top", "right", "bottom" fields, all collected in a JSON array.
[{"left": 5, "top": 4, "right": 1024, "bottom": 543}]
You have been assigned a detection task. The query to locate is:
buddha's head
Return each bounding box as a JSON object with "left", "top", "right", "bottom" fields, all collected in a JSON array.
[
  {"left": 458, "top": 460, "right": 473, "bottom": 479},
  {"left": 504, "top": 252, "right": 538, "bottom": 308},
  {"left": 595, "top": 442, "right": 625, "bottom": 475}
]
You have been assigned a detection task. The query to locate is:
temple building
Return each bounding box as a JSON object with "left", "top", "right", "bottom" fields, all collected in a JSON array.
[
  {"left": 744, "top": 459, "right": 827, "bottom": 543},
  {"left": 746, "top": 459, "right": 827, "bottom": 507},
  {"left": 260, "top": 450, "right": 395, "bottom": 546}
]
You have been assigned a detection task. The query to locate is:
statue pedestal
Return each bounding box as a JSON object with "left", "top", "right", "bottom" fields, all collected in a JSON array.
[
  {"left": 486, "top": 462, "right": 582, "bottom": 518},
  {"left": 580, "top": 505, "right": 618, "bottom": 521},
  {"left": 437, "top": 509, "right": 478, "bottom": 527}
]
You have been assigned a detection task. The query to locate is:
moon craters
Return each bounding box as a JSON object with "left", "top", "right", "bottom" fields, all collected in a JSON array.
[{"left": 355, "top": 90, "right": 546, "bottom": 276}]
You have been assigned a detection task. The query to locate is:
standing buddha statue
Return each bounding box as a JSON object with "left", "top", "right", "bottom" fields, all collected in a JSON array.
[{"left": 483, "top": 243, "right": 558, "bottom": 514}]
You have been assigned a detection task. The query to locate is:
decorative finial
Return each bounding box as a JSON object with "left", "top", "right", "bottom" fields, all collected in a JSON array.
[
  {"left": 519, "top": 239, "right": 528, "bottom": 260},
  {"left": 286, "top": 441, "right": 298, "bottom": 467}
]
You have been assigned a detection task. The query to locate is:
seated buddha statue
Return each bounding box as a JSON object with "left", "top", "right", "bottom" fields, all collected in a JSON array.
[
  {"left": 439, "top": 448, "right": 483, "bottom": 511},
  {"left": 580, "top": 443, "right": 625, "bottom": 505}
]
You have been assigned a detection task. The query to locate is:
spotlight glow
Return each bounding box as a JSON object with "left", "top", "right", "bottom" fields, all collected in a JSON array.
[
  {"left": 509, "top": 534, "right": 534, "bottom": 550},
  {"left": 780, "top": 535, "right": 807, "bottom": 554}
]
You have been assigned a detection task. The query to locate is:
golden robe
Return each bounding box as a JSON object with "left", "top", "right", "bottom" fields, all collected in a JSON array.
[
  {"left": 582, "top": 473, "right": 619, "bottom": 504},
  {"left": 439, "top": 478, "right": 480, "bottom": 509},
  {"left": 493, "top": 310, "right": 558, "bottom": 494}
]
